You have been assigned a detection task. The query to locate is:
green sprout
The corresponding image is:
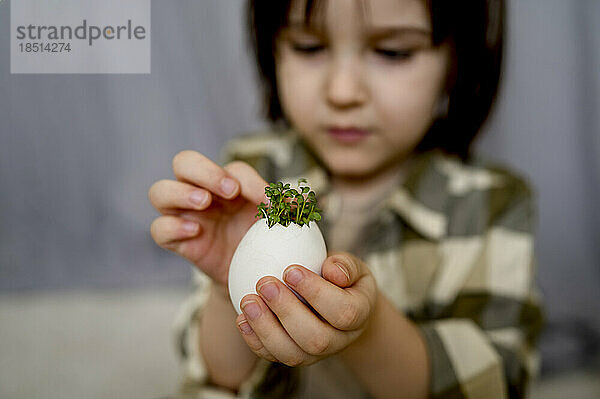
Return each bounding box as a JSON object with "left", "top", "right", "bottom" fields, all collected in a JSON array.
[{"left": 255, "top": 178, "right": 323, "bottom": 228}]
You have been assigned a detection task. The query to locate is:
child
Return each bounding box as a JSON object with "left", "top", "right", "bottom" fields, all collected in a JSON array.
[{"left": 149, "top": 0, "right": 543, "bottom": 397}]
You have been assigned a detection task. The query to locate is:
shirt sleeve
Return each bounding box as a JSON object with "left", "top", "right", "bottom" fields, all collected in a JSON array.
[
  {"left": 170, "top": 269, "right": 272, "bottom": 399},
  {"left": 416, "top": 176, "right": 544, "bottom": 399}
]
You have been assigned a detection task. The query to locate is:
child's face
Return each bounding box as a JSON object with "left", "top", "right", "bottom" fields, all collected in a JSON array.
[{"left": 275, "top": 0, "right": 450, "bottom": 179}]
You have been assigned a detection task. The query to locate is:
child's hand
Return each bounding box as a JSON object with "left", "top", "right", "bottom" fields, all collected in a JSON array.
[
  {"left": 148, "top": 151, "right": 268, "bottom": 288},
  {"left": 235, "top": 253, "right": 377, "bottom": 366}
]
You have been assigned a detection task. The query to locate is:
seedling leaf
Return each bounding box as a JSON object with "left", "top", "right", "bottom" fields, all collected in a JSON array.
[{"left": 256, "top": 178, "right": 323, "bottom": 228}]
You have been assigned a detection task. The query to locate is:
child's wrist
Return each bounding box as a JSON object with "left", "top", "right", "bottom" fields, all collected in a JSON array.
[{"left": 211, "top": 282, "right": 232, "bottom": 303}]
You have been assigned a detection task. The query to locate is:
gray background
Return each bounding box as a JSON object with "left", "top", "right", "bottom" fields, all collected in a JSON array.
[{"left": 1, "top": 1, "right": 599, "bottom": 398}]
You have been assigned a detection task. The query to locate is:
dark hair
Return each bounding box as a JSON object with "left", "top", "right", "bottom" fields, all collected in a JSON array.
[{"left": 246, "top": 0, "right": 505, "bottom": 160}]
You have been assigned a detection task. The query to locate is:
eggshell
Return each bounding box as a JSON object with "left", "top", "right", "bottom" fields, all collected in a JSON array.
[{"left": 228, "top": 218, "right": 327, "bottom": 314}]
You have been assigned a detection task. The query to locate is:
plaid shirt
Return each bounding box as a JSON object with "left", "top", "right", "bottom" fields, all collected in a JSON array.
[{"left": 171, "top": 130, "right": 543, "bottom": 399}]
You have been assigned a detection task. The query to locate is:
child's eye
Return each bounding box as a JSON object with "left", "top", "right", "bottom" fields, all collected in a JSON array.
[
  {"left": 290, "top": 42, "right": 325, "bottom": 55},
  {"left": 374, "top": 48, "right": 414, "bottom": 61}
]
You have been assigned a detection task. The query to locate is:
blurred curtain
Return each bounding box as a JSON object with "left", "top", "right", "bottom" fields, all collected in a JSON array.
[
  {"left": 1, "top": 0, "right": 598, "bottom": 373},
  {"left": 0, "top": 1, "right": 266, "bottom": 290}
]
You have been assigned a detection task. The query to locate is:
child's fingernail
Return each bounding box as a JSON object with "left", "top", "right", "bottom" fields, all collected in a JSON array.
[
  {"left": 335, "top": 262, "right": 350, "bottom": 284},
  {"left": 241, "top": 300, "right": 261, "bottom": 320},
  {"left": 182, "top": 221, "right": 199, "bottom": 234},
  {"left": 220, "top": 178, "right": 237, "bottom": 197},
  {"left": 258, "top": 281, "right": 279, "bottom": 301},
  {"left": 237, "top": 320, "right": 253, "bottom": 335},
  {"left": 189, "top": 190, "right": 207, "bottom": 206},
  {"left": 179, "top": 212, "right": 197, "bottom": 222},
  {"left": 284, "top": 267, "right": 303, "bottom": 286}
]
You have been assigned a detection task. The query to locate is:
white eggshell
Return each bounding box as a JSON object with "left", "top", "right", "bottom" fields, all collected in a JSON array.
[{"left": 228, "top": 218, "right": 327, "bottom": 314}]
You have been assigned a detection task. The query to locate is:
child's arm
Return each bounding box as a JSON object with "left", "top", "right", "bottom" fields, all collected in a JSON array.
[
  {"left": 338, "top": 291, "right": 430, "bottom": 399},
  {"left": 409, "top": 176, "right": 543, "bottom": 399},
  {"left": 149, "top": 151, "right": 270, "bottom": 393},
  {"left": 344, "top": 173, "right": 542, "bottom": 399},
  {"left": 198, "top": 284, "right": 259, "bottom": 390},
  {"left": 339, "top": 170, "right": 543, "bottom": 399},
  {"left": 173, "top": 270, "right": 270, "bottom": 398}
]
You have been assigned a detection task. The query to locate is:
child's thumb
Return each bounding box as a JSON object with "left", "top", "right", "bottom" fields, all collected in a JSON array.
[{"left": 322, "top": 252, "right": 361, "bottom": 288}]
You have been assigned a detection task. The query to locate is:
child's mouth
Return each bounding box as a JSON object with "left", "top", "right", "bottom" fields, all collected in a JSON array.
[{"left": 327, "top": 126, "right": 371, "bottom": 144}]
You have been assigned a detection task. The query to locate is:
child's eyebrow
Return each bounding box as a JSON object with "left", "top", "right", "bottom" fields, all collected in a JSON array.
[
  {"left": 365, "top": 26, "right": 432, "bottom": 41},
  {"left": 284, "top": 22, "right": 431, "bottom": 41},
  {"left": 285, "top": 21, "right": 326, "bottom": 34}
]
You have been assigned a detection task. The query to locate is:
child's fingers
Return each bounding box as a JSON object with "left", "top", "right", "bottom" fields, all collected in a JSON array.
[
  {"left": 235, "top": 314, "right": 277, "bottom": 362},
  {"left": 327, "top": 254, "right": 378, "bottom": 321},
  {"left": 321, "top": 252, "right": 359, "bottom": 288},
  {"left": 256, "top": 276, "right": 343, "bottom": 357},
  {"left": 150, "top": 215, "right": 201, "bottom": 249},
  {"left": 172, "top": 150, "right": 240, "bottom": 199},
  {"left": 224, "top": 161, "right": 269, "bottom": 205},
  {"left": 283, "top": 263, "right": 372, "bottom": 331},
  {"left": 240, "top": 294, "right": 312, "bottom": 367},
  {"left": 148, "top": 179, "right": 212, "bottom": 213}
]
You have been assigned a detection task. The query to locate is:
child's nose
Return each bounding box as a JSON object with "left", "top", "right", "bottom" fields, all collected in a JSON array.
[{"left": 325, "top": 57, "right": 367, "bottom": 108}]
